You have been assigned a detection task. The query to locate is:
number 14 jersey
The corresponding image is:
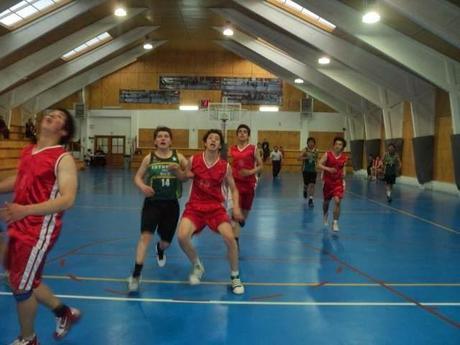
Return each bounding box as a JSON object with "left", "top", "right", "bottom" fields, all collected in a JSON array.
[{"left": 145, "top": 150, "right": 182, "bottom": 200}]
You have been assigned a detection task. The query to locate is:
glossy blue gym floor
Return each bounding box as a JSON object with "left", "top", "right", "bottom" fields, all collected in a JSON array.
[{"left": 1, "top": 169, "right": 460, "bottom": 345}]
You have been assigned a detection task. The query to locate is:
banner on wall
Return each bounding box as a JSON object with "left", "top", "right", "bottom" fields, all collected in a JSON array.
[
  {"left": 119, "top": 89, "right": 180, "bottom": 104},
  {"left": 159, "top": 76, "right": 282, "bottom": 105},
  {"left": 160, "top": 76, "right": 222, "bottom": 90}
]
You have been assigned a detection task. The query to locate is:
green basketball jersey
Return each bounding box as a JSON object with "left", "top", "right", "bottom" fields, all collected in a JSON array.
[
  {"left": 383, "top": 153, "right": 399, "bottom": 176},
  {"left": 145, "top": 150, "right": 182, "bottom": 200},
  {"left": 302, "top": 148, "right": 318, "bottom": 173}
]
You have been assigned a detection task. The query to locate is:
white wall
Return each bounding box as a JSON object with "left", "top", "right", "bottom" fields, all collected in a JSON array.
[{"left": 76, "top": 109, "right": 347, "bottom": 152}]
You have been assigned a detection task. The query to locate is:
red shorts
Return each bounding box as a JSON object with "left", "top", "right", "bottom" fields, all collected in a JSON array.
[
  {"left": 323, "top": 181, "right": 345, "bottom": 200},
  {"left": 236, "top": 182, "right": 256, "bottom": 211},
  {"left": 182, "top": 205, "right": 231, "bottom": 234},
  {"left": 6, "top": 230, "right": 59, "bottom": 292}
]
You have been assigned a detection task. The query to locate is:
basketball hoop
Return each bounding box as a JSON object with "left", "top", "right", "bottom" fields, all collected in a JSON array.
[{"left": 207, "top": 102, "right": 241, "bottom": 141}]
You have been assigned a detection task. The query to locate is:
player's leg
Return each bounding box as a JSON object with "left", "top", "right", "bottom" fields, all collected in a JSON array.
[
  {"left": 332, "top": 196, "right": 342, "bottom": 232},
  {"left": 177, "top": 216, "right": 204, "bottom": 285},
  {"left": 217, "top": 221, "right": 244, "bottom": 294},
  {"left": 128, "top": 201, "right": 157, "bottom": 292},
  {"left": 155, "top": 200, "right": 180, "bottom": 267}
]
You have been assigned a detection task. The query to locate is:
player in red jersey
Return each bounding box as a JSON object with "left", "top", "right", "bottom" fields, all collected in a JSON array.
[
  {"left": 229, "top": 124, "right": 262, "bottom": 248},
  {"left": 0, "top": 109, "right": 80, "bottom": 345},
  {"left": 177, "top": 129, "right": 245, "bottom": 294},
  {"left": 318, "top": 137, "right": 348, "bottom": 232}
]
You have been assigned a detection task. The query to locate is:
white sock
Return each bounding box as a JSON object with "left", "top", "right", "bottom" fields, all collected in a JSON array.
[
  {"left": 309, "top": 196, "right": 313, "bottom": 200},
  {"left": 386, "top": 190, "right": 391, "bottom": 197},
  {"left": 231, "top": 270, "right": 239, "bottom": 278}
]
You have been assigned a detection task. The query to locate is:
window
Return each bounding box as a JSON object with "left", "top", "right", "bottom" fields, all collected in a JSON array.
[
  {"left": 61, "top": 32, "right": 112, "bottom": 61},
  {"left": 266, "top": 0, "right": 336, "bottom": 32},
  {"left": 0, "top": 0, "right": 70, "bottom": 29}
]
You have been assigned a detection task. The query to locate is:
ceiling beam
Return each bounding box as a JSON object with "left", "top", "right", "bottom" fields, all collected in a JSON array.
[
  {"left": 216, "top": 27, "right": 372, "bottom": 113},
  {"left": 382, "top": 0, "right": 460, "bottom": 50},
  {"left": 213, "top": 8, "right": 400, "bottom": 108},
  {"left": 22, "top": 43, "right": 166, "bottom": 114},
  {"left": 0, "top": 26, "right": 157, "bottom": 111},
  {"left": 216, "top": 39, "right": 366, "bottom": 141},
  {"left": 232, "top": 0, "right": 434, "bottom": 102},
  {"left": 0, "top": 9, "right": 149, "bottom": 94},
  {"left": 0, "top": 0, "right": 108, "bottom": 60}
]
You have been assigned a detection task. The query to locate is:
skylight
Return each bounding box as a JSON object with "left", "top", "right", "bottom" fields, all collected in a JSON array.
[
  {"left": 267, "top": 0, "right": 336, "bottom": 31},
  {"left": 0, "top": 0, "right": 69, "bottom": 29},
  {"left": 61, "top": 32, "right": 112, "bottom": 60}
]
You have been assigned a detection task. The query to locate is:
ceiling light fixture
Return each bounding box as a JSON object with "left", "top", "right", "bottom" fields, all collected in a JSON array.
[
  {"left": 318, "top": 56, "right": 331, "bottom": 65},
  {"left": 223, "top": 27, "right": 234, "bottom": 36},
  {"left": 114, "top": 7, "right": 127, "bottom": 17},
  {"left": 362, "top": 10, "right": 380, "bottom": 24},
  {"left": 143, "top": 42, "right": 153, "bottom": 50},
  {"left": 294, "top": 78, "right": 304, "bottom": 84},
  {"left": 179, "top": 105, "right": 199, "bottom": 111},
  {"left": 259, "top": 105, "right": 279, "bottom": 112}
]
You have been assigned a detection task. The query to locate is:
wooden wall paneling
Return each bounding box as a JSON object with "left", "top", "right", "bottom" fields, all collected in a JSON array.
[
  {"left": 308, "top": 131, "right": 344, "bottom": 151},
  {"left": 313, "top": 100, "right": 336, "bottom": 113},
  {"left": 401, "top": 102, "right": 416, "bottom": 177},
  {"left": 102, "top": 72, "right": 121, "bottom": 107},
  {"left": 171, "top": 129, "right": 189, "bottom": 148},
  {"left": 257, "top": 130, "right": 300, "bottom": 150},
  {"left": 138, "top": 128, "right": 154, "bottom": 147},
  {"left": 433, "top": 89, "right": 454, "bottom": 182}
]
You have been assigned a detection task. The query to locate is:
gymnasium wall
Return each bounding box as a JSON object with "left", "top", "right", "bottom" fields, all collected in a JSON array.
[
  {"left": 82, "top": 109, "right": 346, "bottom": 153},
  {"left": 55, "top": 49, "right": 303, "bottom": 112},
  {"left": 379, "top": 90, "right": 455, "bottom": 185}
]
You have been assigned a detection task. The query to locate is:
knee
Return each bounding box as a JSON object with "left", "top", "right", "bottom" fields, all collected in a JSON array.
[
  {"left": 177, "top": 229, "right": 189, "bottom": 244},
  {"left": 140, "top": 232, "right": 152, "bottom": 244}
]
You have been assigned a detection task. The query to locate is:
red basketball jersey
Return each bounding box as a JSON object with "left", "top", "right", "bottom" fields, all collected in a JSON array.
[
  {"left": 186, "top": 153, "right": 229, "bottom": 212},
  {"left": 230, "top": 144, "right": 257, "bottom": 186},
  {"left": 9, "top": 144, "right": 69, "bottom": 245},
  {"left": 323, "top": 151, "right": 348, "bottom": 184}
]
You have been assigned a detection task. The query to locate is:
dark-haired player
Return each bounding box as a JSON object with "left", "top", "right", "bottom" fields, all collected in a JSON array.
[{"left": 318, "top": 137, "right": 348, "bottom": 232}]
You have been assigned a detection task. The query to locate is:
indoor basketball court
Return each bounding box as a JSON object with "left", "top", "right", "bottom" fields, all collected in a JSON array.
[{"left": 0, "top": 1, "right": 459, "bottom": 344}]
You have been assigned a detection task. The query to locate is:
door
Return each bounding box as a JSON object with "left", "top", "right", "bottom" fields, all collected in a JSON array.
[{"left": 95, "top": 135, "right": 126, "bottom": 167}]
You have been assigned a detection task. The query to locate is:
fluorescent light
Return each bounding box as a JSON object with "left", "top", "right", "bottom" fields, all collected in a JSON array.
[
  {"left": 61, "top": 32, "right": 112, "bottom": 60},
  {"left": 318, "top": 56, "right": 331, "bottom": 65},
  {"left": 362, "top": 11, "right": 380, "bottom": 24},
  {"left": 223, "top": 27, "right": 234, "bottom": 36},
  {"left": 294, "top": 78, "right": 304, "bottom": 84},
  {"left": 179, "top": 105, "right": 199, "bottom": 111},
  {"left": 143, "top": 42, "right": 153, "bottom": 50},
  {"left": 259, "top": 106, "right": 279, "bottom": 112},
  {"left": 0, "top": 0, "right": 65, "bottom": 28},
  {"left": 114, "top": 7, "right": 127, "bottom": 17}
]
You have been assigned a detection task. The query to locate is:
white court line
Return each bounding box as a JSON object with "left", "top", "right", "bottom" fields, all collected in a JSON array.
[{"left": 0, "top": 291, "right": 460, "bottom": 306}]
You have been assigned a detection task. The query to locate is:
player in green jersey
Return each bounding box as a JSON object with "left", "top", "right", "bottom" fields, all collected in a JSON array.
[
  {"left": 299, "top": 137, "right": 319, "bottom": 207},
  {"left": 128, "top": 127, "right": 188, "bottom": 292},
  {"left": 382, "top": 143, "right": 401, "bottom": 203}
]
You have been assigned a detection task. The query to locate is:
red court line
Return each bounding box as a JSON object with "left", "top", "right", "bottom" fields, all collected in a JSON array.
[{"left": 304, "top": 242, "right": 460, "bottom": 329}]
